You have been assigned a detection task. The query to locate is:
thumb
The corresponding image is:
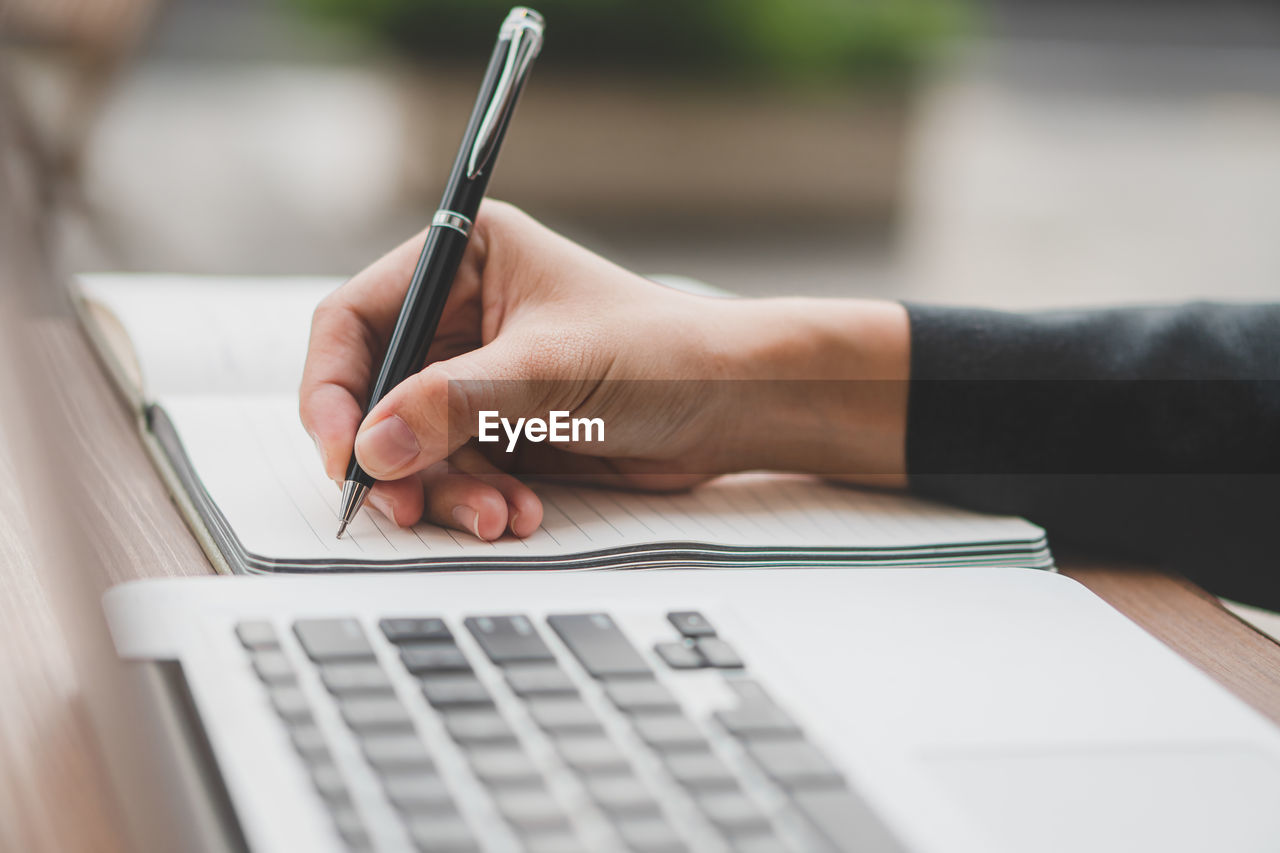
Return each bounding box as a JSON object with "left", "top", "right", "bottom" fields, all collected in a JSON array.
[{"left": 353, "top": 337, "right": 559, "bottom": 480}]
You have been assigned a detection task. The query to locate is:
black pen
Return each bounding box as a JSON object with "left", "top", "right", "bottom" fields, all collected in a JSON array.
[{"left": 337, "top": 7, "right": 544, "bottom": 538}]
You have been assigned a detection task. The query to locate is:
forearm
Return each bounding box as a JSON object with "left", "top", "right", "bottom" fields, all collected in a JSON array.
[
  {"left": 710, "top": 297, "right": 910, "bottom": 486},
  {"left": 707, "top": 297, "right": 1280, "bottom": 481}
]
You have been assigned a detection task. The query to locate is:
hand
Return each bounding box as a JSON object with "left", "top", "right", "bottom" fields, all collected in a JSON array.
[{"left": 300, "top": 201, "right": 910, "bottom": 540}]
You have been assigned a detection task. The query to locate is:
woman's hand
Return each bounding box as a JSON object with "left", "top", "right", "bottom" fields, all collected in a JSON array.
[{"left": 299, "top": 201, "right": 910, "bottom": 540}]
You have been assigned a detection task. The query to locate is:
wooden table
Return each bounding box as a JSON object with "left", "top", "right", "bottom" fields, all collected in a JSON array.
[{"left": 3, "top": 320, "right": 1280, "bottom": 852}]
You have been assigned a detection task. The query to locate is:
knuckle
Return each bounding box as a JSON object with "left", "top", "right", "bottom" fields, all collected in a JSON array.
[
  {"left": 310, "top": 293, "right": 343, "bottom": 329},
  {"left": 480, "top": 198, "right": 522, "bottom": 225},
  {"left": 474, "top": 199, "right": 528, "bottom": 248},
  {"left": 310, "top": 294, "right": 379, "bottom": 358}
]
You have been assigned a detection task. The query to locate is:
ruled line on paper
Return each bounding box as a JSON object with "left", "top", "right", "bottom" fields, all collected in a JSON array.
[{"left": 240, "top": 402, "right": 332, "bottom": 552}]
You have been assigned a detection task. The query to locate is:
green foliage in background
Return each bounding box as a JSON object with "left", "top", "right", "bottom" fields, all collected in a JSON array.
[{"left": 293, "top": 0, "right": 968, "bottom": 85}]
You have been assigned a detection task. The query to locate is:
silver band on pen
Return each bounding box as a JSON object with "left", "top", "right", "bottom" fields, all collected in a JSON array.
[{"left": 432, "top": 210, "right": 473, "bottom": 237}]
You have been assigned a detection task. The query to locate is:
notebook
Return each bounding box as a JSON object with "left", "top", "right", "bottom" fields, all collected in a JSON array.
[{"left": 75, "top": 274, "right": 1054, "bottom": 575}]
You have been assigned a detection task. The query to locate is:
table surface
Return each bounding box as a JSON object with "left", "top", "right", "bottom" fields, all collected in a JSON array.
[{"left": 3, "top": 320, "right": 1279, "bottom": 853}]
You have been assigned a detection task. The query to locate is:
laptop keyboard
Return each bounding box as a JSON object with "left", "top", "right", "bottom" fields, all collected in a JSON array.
[{"left": 235, "top": 609, "right": 890, "bottom": 853}]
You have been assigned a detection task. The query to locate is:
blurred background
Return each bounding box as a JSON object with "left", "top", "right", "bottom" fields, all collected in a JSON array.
[{"left": 4, "top": 0, "right": 1280, "bottom": 308}]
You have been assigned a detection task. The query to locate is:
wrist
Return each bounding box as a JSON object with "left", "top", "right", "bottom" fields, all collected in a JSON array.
[{"left": 707, "top": 297, "right": 910, "bottom": 484}]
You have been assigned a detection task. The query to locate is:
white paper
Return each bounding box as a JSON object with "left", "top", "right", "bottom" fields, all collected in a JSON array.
[
  {"left": 161, "top": 395, "right": 1046, "bottom": 566},
  {"left": 80, "top": 274, "right": 336, "bottom": 397}
]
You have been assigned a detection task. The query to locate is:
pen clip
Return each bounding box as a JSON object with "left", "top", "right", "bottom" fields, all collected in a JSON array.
[{"left": 467, "top": 7, "right": 544, "bottom": 180}]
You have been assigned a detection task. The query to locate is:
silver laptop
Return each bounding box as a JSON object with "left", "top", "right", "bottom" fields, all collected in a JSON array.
[
  {"left": 102, "top": 566, "right": 1280, "bottom": 853},
  {"left": 5, "top": 109, "right": 1277, "bottom": 853}
]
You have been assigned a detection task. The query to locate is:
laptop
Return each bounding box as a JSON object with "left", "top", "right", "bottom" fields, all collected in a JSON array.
[{"left": 102, "top": 566, "right": 1280, "bottom": 853}]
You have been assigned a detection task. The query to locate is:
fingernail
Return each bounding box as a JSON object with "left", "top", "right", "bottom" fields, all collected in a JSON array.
[
  {"left": 509, "top": 510, "right": 521, "bottom": 534},
  {"left": 355, "top": 415, "right": 419, "bottom": 475},
  {"left": 452, "top": 505, "right": 482, "bottom": 539}
]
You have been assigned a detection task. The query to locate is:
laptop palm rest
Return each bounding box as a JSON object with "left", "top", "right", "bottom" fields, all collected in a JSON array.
[{"left": 923, "top": 744, "right": 1280, "bottom": 853}]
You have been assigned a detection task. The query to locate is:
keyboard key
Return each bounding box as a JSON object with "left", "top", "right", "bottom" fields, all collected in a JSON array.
[
  {"left": 384, "top": 773, "right": 453, "bottom": 811},
  {"left": 745, "top": 741, "right": 844, "bottom": 789},
  {"left": 554, "top": 735, "right": 631, "bottom": 774},
  {"left": 633, "top": 716, "right": 707, "bottom": 752},
  {"left": 332, "top": 805, "right": 369, "bottom": 847},
  {"left": 524, "top": 832, "right": 587, "bottom": 853},
  {"left": 406, "top": 813, "right": 478, "bottom": 852},
  {"left": 339, "top": 696, "right": 414, "bottom": 731},
  {"left": 252, "top": 650, "right": 295, "bottom": 684},
  {"left": 320, "top": 661, "right": 393, "bottom": 694},
  {"left": 465, "top": 615, "right": 556, "bottom": 664},
  {"left": 728, "top": 836, "right": 788, "bottom": 853},
  {"left": 605, "top": 680, "right": 679, "bottom": 714},
  {"left": 420, "top": 675, "right": 492, "bottom": 707},
  {"left": 724, "top": 679, "right": 772, "bottom": 706},
  {"left": 505, "top": 664, "right": 577, "bottom": 696},
  {"left": 236, "top": 620, "right": 278, "bottom": 650},
  {"left": 310, "top": 761, "right": 350, "bottom": 803},
  {"left": 290, "top": 724, "right": 330, "bottom": 761},
  {"left": 401, "top": 643, "right": 471, "bottom": 673},
  {"left": 714, "top": 706, "right": 801, "bottom": 740},
  {"left": 662, "top": 752, "right": 738, "bottom": 790},
  {"left": 527, "top": 697, "right": 602, "bottom": 733},
  {"left": 693, "top": 638, "right": 743, "bottom": 669},
  {"left": 467, "top": 748, "right": 542, "bottom": 786},
  {"left": 381, "top": 617, "right": 452, "bottom": 644},
  {"left": 442, "top": 710, "right": 516, "bottom": 744},
  {"left": 666, "top": 612, "right": 716, "bottom": 638},
  {"left": 294, "top": 619, "right": 375, "bottom": 661},
  {"left": 361, "top": 732, "right": 434, "bottom": 771},
  {"left": 493, "top": 788, "right": 568, "bottom": 832},
  {"left": 654, "top": 643, "right": 704, "bottom": 670},
  {"left": 547, "top": 614, "right": 652, "bottom": 678},
  {"left": 612, "top": 816, "right": 686, "bottom": 853},
  {"left": 792, "top": 787, "right": 908, "bottom": 853},
  {"left": 588, "top": 774, "right": 661, "bottom": 816},
  {"left": 719, "top": 680, "right": 802, "bottom": 737},
  {"left": 694, "top": 790, "right": 770, "bottom": 836},
  {"left": 269, "top": 685, "right": 312, "bottom": 723}
]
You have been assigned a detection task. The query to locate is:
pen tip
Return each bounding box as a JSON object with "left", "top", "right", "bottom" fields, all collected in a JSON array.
[{"left": 336, "top": 520, "right": 348, "bottom": 540}]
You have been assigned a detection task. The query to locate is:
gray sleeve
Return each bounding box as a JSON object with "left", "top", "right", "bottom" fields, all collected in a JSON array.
[{"left": 903, "top": 302, "right": 1280, "bottom": 608}]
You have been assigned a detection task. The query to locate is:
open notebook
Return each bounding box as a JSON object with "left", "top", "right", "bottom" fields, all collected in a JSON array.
[{"left": 76, "top": 274, "right": 1053, "bottom": 575}]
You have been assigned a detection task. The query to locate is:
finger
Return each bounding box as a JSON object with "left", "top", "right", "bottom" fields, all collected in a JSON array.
[
  {"left": 358, "top": 446, "right": 544, "bottom": 538},
  {"left": 353, "top": 332, "right": 571, "bottom": 480},
  {"left": 298, "top": 293, "right": 378, "bottom": 482},
  {"left": 299, "top": 232, "right": 427, "bottom": 437},
  {"left": 304, "top": 383, "right": 366, "bottom": 482},
  {"left": 299, "top": 225, "right": 489, "bottom": 478},
  {"left": 363, "top": 476, "right": 426, "bottom": 527},
  {"left": 449, "top": 446, "right": 544, "bottom": 538},
  {"left": 416, "top": 459, "right": 511, "bottom": 541}
]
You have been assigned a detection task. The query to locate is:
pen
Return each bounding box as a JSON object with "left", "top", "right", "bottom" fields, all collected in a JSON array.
[{"left": 337, "top": 6, "right": 544, "bottom": 538}]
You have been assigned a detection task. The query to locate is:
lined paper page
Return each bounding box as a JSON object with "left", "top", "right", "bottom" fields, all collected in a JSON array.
[
  {"left": 160, "top": 395, "right": 1045, "bottom": 565},
  {"left": 80, "top": 274, "right": 336, "bottom": 397}
]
